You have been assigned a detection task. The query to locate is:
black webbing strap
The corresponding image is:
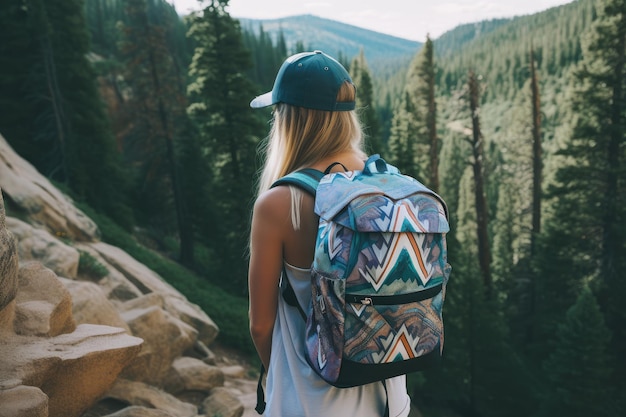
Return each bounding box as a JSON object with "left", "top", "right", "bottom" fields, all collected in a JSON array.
[
  {"left": 281, "top": 266, "right": 307, "bottom": 320},
  {"left": 255, "top": 364, "right": 266, "bottom": 414},
  {"left": 383, "top": 379, "right": 390, "bottom": 417}
]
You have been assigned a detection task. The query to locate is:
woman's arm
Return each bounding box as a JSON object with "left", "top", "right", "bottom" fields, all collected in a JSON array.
[{"left": 248, "top": 187, "right": 291, "bottom": 369}]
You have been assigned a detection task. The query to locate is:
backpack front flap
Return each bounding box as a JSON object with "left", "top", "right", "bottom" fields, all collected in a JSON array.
[{"left": 306, "top": 155, "right": 451, "bottom": 387}]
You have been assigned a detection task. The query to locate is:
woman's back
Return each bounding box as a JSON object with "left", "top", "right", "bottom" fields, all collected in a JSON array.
[{"left": 248, "top": 50, "right": 411, "bottom": 417}]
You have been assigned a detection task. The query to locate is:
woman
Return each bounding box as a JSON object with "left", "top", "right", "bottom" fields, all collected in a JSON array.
[{"left": 248, "top": 51, "right": 411, "bottom": 417}]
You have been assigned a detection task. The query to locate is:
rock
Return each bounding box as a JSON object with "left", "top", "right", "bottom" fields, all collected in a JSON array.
[
  {"left": 202, "top": 387, "right": 244, "bottom": 417},
  {"left": 120, "top": 292, "right": 219, "bottom": 347},
  {"left": 105, "top": 379, "right": 197, "bottom": 417},
  {"left": 102, "top": 406, "right": 174, "bottom": 417},
  {"left": 162, "top": 295, "right": 218, "bottom": 347},
  {"left": 221, "top": 365, "right": 246, "bottom": 379},
  {"left": 60, "top": 277, "right": 131, "bottom": 333},
  {"left": 0, "top": 324, "right": 143, "bottom": 417},
  {"left": 0, "top": 385, "right": 48, "bottom": 417},
  {"left": 183, "top": 340, "right": 217, "bottom": 365},
  {"left": 14, "top": 262, "right": 76, "bottom": 337},
  {"left": 7, "top": 217, "right": 80, "bottom": 279},
  {"left": 163, "top": 357, "right": 224, "bottom": 395},
  {"left": 0, "top": 135, "right": 99, "bottom": 242},
  {"left": 121, "top": 306, "right": 197, "bottom": 385},
  {"left": 90, "top": 242, "right": 180, "bottom": 295},
  {"left": 74, "top": 243, "right": 142, "bottom": 302},
  {"left": 0, "top": 189, "right": 19, "bottom": 332}
]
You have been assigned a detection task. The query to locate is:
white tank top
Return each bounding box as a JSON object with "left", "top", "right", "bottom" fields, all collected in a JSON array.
[{"left": 263, "top": 262, "right": 411, "bottom": 417}]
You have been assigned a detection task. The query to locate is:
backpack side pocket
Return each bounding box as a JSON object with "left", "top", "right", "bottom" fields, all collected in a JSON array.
[{"left": 305, "top": 270, "right": 346, "bottom": 384}]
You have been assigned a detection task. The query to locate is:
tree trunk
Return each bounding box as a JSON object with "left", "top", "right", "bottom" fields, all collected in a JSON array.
[
  {"left": 528, "top": 46, "right": 542, "bottom": 344},
  {"left": 41, "top": 36, "right": 68, "bottom": 182},
  {"left": 530, "top": 46, "right": 542, "bottom": 253},
  {"left": 145, "top": 22, "right": 194, "bottom": 267},
  {"left": 468, "top": 71, "right": 492, "bottom": 297},
  {"left": 426, "top": 39, "right": 439, "bottom": 191}
]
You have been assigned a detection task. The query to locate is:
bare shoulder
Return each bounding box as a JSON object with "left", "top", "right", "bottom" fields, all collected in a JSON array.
[{"left": 253, "top": 186, "right": 292, "bottom": 224}]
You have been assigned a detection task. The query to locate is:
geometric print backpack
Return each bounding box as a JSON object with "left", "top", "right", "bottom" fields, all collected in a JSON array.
[{"left": 272, "top": 154, "right": 451, "bottom": 388}]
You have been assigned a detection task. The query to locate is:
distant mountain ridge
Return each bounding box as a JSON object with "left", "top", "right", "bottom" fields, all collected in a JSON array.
[{"left": 238, "top": 14, "right": 421, "bottom": 77}]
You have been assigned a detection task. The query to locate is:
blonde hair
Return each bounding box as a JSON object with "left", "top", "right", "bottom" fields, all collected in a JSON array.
[
  {"left": 258, "top": 81, "right": 365, "bottom": 194},
  {"left": 256, "top": 81, "right": 365, "bottom": 229}
]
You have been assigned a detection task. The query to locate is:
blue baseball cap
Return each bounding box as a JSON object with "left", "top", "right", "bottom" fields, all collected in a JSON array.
[{"left": 250, "top": 50, "right": 356, "bottom": 112}]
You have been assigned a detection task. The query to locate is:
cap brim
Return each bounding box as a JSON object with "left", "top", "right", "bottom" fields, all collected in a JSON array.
[{"left": 250, "top": 91, "right": 274, "bottom": 108}]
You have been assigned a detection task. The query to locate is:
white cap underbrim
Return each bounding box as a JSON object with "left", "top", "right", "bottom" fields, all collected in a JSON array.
[{"left": 250, "top": 91, "right": 274, "bottom": 108}]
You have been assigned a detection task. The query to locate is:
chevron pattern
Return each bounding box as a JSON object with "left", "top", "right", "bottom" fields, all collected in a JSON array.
[{"left": 359, "top": 232, "right": 432, "bottom": 291}]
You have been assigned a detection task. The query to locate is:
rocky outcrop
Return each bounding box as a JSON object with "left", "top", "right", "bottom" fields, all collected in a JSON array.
[
  {"left": 0, "top": 135, "right": 99, "bottom": 242},
  {"left": 0, "top": 256, "right": 143, "bottom": 417},
  {"left": 0, "top": 134, "right": 256, "bottom": 417}
]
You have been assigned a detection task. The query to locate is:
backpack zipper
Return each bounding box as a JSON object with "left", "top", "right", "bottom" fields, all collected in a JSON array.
[{"left": 346, "top": 283, "right": 443, "bottom": 306}]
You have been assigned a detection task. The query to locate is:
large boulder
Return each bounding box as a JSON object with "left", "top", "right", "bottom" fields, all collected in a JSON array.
[
  {"left": 163, "top": 357, "right": 224, "bottom": 395},
  {"left": 120, "top": 305, "right": 197, "bottom": 385},
  {"left": 6, "top": 217, "right": 79, "bottom": 279},
  {"left": 13, "top": 262, "right": 76, "bottom": 337},
  {"left": 0, "top": 385, "right": 48, "bottom": 417},
  {"left": 0, "top": 188, "right": 18, "bottom": 333},
  {"left": 120, "top": 292, "right": 218, "bottom": 348},
  {"left": 60, "top": 277, "right": 131, "bottom": 333},
  {"left": 0, "top": 135, "right": 99, "bottom": 242},
  {"left": 1, "top": 324, "right": 143, "bottom": 417}
]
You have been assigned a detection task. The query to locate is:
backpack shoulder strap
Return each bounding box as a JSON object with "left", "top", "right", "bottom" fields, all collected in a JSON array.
[{"left": 271, "top": 168, "right": 324, "bottom": 197}]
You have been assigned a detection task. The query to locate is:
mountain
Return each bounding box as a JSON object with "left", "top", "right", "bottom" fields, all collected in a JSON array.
[
  {"left": 239, "top": 14, "right": 421, "bottom": 77},
  {"left": 434, "top": 18, "right": 511, "bottom": 57}
]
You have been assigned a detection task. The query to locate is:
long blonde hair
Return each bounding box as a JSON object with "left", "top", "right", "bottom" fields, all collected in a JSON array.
[{"left": 257, "top": 81, "right": 366, "bottom": 196}]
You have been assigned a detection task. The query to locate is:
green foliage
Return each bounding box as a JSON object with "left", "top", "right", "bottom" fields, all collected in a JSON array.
[
  {"left": 0, "top": 0, "right": 134, "bottom": 229},
  {"left": 537, "top": 287, "right": 615, "bottom": 417},
  {"left": 78, "top": 250, "right": 109, "bottom": 279},
  {"left": 350, "top": 50, "right": 384, "bottom": 155},
  {"left": 187, "top": 0, "right": 264, "bottom": 293},
  {"left": 436, "top": 0, "right": 596, "bottom": 99}
]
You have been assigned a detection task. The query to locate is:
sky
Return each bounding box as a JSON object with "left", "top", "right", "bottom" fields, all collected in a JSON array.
[{"left": 169, "top": 0, "right": 574, "bottom": 42}]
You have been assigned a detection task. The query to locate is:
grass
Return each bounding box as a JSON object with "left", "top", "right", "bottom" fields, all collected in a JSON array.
[{"left": 78, "top": 249, "right": 109, "bottom": 279}]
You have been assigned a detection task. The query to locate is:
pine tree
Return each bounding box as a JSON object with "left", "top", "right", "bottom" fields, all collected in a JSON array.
[
  {"left": 187, "top": 0, "right": 263, "bottom": 292},
  {"left": 0, "top": 0, "right": 49, "bottom": 166},
  {"left": 119, "top": 0, "right": 194, "bottom": 265},
  {"left": 387, "top": 36, "right": 440, "bottom": 188},
  {"left": 388, "top": 92, "right": 421, "bottom": 180},
  {"left": 537, "top": 287, "right": 615, "bottom": 417},
  {"left": 350, "top": 50, "right": 383, "bottom": 155},
  {"left": 536, "top": 0, "right": 626, "bottom": 376},
  {"left": 417, "top": 36, "right": 439, "bottom": 191},
  {"left": 1, "top": 0, "right": 132, "bottom": 226}
]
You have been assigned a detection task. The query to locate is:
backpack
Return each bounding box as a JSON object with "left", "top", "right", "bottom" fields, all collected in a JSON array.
[
  {"left": 255, "top": 155, "right": 451, "bottom": 413},
  {"left": 278, "top": 154, "right": 450, "bottom": 382}
]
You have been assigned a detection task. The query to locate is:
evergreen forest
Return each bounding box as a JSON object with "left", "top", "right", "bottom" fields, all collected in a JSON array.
[{"left": 0, "top": 0, "right": 624, "bottom": 415}]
